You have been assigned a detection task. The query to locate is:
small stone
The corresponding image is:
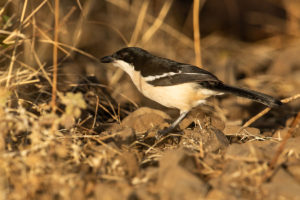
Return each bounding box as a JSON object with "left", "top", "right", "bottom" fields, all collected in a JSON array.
[
  {"left": 179, "top": 108, "right": 225, "bottom": 131},
  {"left": 223, "top": 125, "right": 260, "bottom": 136},
  {"left": 206, "top": 189, "right": 236, "bottom": 200},
  {"left": 114, "top": 127, "right": 136, "bottom": 145},
  {"left": 122, "top": 107, "right": 171, "bottom": 133},
  {"left": 158, "top": 149, "right": 209, "bottom": 199},
  {"left": 182, "top": 127, "right": 229, "bottom": 152},
  {"left": 225, "top": 140, "right": 277, "bottom": 162},
  {"left": 288, "top": 163, "right": 300, "bottom": 183},
  {"left": 262, "top": 168, "right": 300, "bottom": 199}
]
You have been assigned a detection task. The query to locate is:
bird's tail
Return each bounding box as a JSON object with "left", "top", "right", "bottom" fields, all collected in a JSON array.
[{"left": 209, "top": 83, "right": 282, "bottom": 107}]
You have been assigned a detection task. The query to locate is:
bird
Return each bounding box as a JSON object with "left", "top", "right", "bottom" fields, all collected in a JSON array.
[{"left": 101, "top": 47, "right": 282, "bottom": 136}]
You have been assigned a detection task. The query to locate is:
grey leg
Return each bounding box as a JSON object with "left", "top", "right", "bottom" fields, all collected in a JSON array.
[{"left": 157, "top": 111, "right": 189, "bottom": 137}]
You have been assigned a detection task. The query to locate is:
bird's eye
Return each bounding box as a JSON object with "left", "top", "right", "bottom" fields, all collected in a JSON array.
[{"left": 115, "top": 52, "right": 127, "bottom": 59}]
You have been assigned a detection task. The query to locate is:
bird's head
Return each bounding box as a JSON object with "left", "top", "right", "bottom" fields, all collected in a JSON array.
[
  {"left": 101, "top": 47, "right": 148, "bottom": 64},
  {"left": 101, "top": 47, "right": 151, "bottom": 75}
]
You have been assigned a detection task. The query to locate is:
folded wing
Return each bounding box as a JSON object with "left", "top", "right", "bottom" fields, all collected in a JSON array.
[{"left": 145, "top": 64, "right": 220, "bottom": 86}]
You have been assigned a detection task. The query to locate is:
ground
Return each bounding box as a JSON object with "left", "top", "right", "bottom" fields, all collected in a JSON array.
[{"left": 1, "top": 0, "right": 300, "bottom": 199}]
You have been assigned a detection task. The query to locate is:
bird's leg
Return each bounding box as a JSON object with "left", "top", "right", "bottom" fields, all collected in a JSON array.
[{"left": 157, "top": 111, "right": 189, "bottom": 138}]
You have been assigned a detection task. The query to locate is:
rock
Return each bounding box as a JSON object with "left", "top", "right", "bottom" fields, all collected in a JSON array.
[
  {"left": 288, "top": 163, "right": 300, "bottom": 183},
  {"left": 223, "top": 125, "right": 260, "bottom": 136},
  {"left": 272, "top": 127, "right": 289, "bottom": 140},
  {"left": 284, "top": 137, "right": 300, "bottom": 155},
  {"left": 275, "top": 137, "right": 300, "bottom": 165},
  {"left": 121, "top": 107, "right": 171, "bottom": 134},
  {"left": 211, "top": 117, "right": 226, "bottom": 131},
  {"left": 118, "top": 151, "right": 139, "bottom": 178},
  {"left": 225, "top": 140, "right": 277, "bottom": 162},
  {"left": 129, "top": 187, "right": 156, "bottom": 200},
  {"left": 94, "top": 183, "right": 126, "bottom": 200},
  {"left": 273, "top": 127, "right": 300, "bottom": 142},
  {"left": 113, "top": 127, "right": 136, "bottom": 145},
  {"left": 157, "top": 149, "right": 209, "bottom": 199},
  {"left": 206, "top": 189, "right": 237, "bottom": 200},
  {"left": 182, "top": 127, "right": 229, "bottom": 152},
  {"left": 179, "top": 107, "right": 225, "bottom": 131},
  {"left": 262, "top": 168, "right": 300, "bottom": 199}
]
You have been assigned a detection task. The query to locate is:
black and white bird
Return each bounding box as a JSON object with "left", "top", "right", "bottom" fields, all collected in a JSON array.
[{"left": 101, "top": 47, "right": 281, "bottom": 136}]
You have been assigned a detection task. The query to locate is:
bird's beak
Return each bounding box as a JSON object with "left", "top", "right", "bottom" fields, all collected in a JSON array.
[{"left": 101, "top": 56, "right": 115, "bottom": 63}]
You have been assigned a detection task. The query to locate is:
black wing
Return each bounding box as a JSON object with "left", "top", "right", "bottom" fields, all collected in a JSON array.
[
  {"left": 130, "top": 52, "right": 221, "bottom": 86},
  {"left": 145, "top": 64, "right": 221, "bottom": 86}
]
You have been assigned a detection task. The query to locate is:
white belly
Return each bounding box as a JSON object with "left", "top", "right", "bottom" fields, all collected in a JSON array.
[{"left": 131, "top": 71, "right": 217, "bottom": 111}]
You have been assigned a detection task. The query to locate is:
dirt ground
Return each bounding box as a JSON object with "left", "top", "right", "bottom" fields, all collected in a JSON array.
[{"left": 1, "top": 0, "right": 300, "bottom": 199}]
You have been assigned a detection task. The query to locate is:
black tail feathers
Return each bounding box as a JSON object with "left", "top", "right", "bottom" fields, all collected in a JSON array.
[{"left": 205, "top": 83, "right": 282, "bottom": 107}]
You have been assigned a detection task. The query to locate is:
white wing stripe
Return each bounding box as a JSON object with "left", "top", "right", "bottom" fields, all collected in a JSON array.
[
  {"left": 144, "top": 71, "right": 207, "bottom": 82},
  {"left": 144, "top": 71, "right": 181, "bottom": 81}
]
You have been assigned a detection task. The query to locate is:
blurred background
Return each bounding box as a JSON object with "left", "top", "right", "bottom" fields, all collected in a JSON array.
[
  {"left": 1, "top": 0, "right": 300, "bottom": 199},
  {"left": 1, "top": 0, "right": 299, "bottom": 126},
  {"left": 1, "top": 0, "right": 299, "bottom": 109}
]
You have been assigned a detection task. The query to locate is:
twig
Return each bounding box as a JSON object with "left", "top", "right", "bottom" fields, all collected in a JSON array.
[
  {"left": 23, "top": 0, "right": 48, "bottom": 24},
  {"left": 20, "top": 0, "right": 28, "bottom": 22},
  {"left": 281, "top": 93, "right": 300, "bottom": 104},
  {"left": 5, "top": 0, "right": 30, "bottom": 87},
  {"left": 269, "top": 112, "right": 300, "bottom": 169},
  {"left": 141, "top": 0, "right": 173, "bottom": 44},
  {"left": 31, "top": 45, "right": 53, "bottom": 86},
  {"left": 193, "top": 0, "right": 202, "bottom": 67},
  {"left": 71, "top": 126, "right": 122, "bottom": 155},
  {"left": 71, "top": 1, "right": 93, "bottom": 58},
  {"left": 3, "top": 54, "right": 36, "bottom": 73},
  {"left": 59, "top": 6, "right": 76, "bottom": 29},
  {"left": 129, "top": 0, "right": 150, "bottom": 46},
  {"left": 261, "top": 111, "right": 300, "bottom": 183},
  {"left": 33, "top": 25, "right": 70, "bottom": 56},
  {"left": 92, "top": 95, "right": 99, "bottom": 129},
  {"left": 76, "top": 0, "right": 83, "bottom": 10},
  {"left": 242, "top": 93, "right": 300, "bottom": 129},
  {"left": 0, "top": 0, "right": 12, "bottom": 16},
  {"left": 145, "top": 133, "right": 184, "bottom": 154},
  {"left": 242, "top": 107, "right": 271, "bottom": 128},
  {"left": 39, "top": 39, "right": 98, "bottom": 62},
  {"left": 97, "top": 102, "right": 119, "bottom": 122},
  {"left": 105, "top": 95, "right": 120, "bottom": 124},
  {"left": 107, "top": 0, "right": 194, "bottom": 47},
  {"left": 5, "top": 43, "right": 17, "bottom": 87},
  {"left": 92, "top": 137, "right": 121, "bottom": 155},
  {"left": 51, "top": 0, "right": 59, "bottom": 112}
]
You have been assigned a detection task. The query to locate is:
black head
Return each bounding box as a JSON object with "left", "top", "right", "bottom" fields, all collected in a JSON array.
[{"left": 101, "top": 47, "right": 149, "bottom": 64}]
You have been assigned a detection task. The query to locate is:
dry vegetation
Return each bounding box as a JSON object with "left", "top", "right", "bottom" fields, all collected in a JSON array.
[{"left": 0, "top": 0, "right": 300, "bottom": 199}]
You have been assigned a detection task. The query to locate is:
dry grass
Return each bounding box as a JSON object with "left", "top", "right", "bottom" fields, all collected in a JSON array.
[
  {"left": 192, "top": 0, "right": 202, "bottom": 67},
  {"left": 0, "top": 0, "right": 300, "bottom": 199}
]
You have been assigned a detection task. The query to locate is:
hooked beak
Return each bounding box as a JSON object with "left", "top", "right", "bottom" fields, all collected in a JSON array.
[{"left": 101, "top": 56, "right": 115, "bottom": 63}]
